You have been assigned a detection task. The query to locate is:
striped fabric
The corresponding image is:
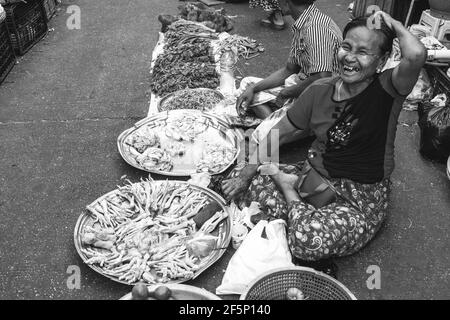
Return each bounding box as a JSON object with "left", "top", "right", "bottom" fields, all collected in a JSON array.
[
  {"left": 288, "top": 4, "right": 342, "bottom": 76},
  {"left": 0, "top": 5, "right": 5, "bottom": 23}
]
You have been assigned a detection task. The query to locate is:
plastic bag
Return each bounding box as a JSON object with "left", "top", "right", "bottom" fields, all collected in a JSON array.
[
  {"left": 418, "top": 94, "right": 450, "bottom": 163},
  {"left": 216, "top": 219, "right": 294, "bottom": 295},
  {"left": 403, "top": 69, "right": 432, "bottom": 111},
  {"left": 251, "top": 107, "right": 287, "bottom": 144},
  {"left": 0, "top": 5, "right": 5, "bottom": 24},
  {"left": 228, "top": 201, "right": 261, "bottom": 230}
]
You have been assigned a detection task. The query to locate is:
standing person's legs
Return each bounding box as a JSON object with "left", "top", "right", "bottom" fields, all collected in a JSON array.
[
  {"left": 271, "top": 8, "right": 284, "bottom": 26},
  {"left": 249, "top": 0, "right": 286, "bottom": 29}
]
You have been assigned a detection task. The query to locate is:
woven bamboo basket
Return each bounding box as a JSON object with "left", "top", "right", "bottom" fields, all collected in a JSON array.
[
  {"left": 0, "top": 19, "right": 15, "bottom": 85},
  {"left": 41, "top": 0, "right": 57, "bottom": 22},
  {"left": 240, "top": 267, "right": 357, "bottom": 300}
]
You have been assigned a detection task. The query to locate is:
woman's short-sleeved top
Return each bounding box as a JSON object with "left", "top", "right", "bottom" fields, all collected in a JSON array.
[{"left": 286, "top": 69, "right": 408, "bottom": 184}]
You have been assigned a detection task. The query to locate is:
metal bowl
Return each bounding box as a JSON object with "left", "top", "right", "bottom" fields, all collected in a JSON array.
[
  {"left": 117, "top": 109, "right": 240, "bottom": 177},
  {"left": 447, "top": 155, "right": 450, "bottom": 180},
  {"left": 120, "top": 284, "right": 221, "bottom": 300},
  {"left": 74, "top": 180, "right": 232, "bottom": 286}
]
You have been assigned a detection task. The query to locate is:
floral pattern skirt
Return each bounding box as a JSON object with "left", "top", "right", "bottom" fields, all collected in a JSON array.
[
  {"left": 220, "top": 162, "right": 390, "bottom": 261},
  {"left": 249, "top": 0, "right": 281, "bottom": 12}
]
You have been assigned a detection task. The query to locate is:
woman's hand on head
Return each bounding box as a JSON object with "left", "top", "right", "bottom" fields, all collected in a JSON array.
[
  {"left": 378, "top": 10, "right": 427, "bottom": 95},
  {"left": 372, "top": 11, "right": 395, "bottom": 30}
]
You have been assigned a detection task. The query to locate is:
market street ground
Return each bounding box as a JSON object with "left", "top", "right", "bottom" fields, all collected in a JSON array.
[{"left": 0, "top": 0, "right": 449, "bottom": 300}]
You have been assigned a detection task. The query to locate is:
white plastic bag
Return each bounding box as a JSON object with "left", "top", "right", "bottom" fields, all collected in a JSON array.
[
  {"left": 0, "top": 5, "right": 5, "bottom": 24},
  {"left": 251, "top": 107, "right": 287, "bottom": 144},
  {"left": 216, "top": 219, "right": 294, "bottom": 295},
  {"left": 228, "top": 201, "right": 261, "bottom": 230}
]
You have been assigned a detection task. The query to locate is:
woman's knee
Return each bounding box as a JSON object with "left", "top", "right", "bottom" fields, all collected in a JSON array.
[
  {"left": 288, "top": 224, "right": 340, "bottom": 261},
  {"left": 287, "top": 205, "right": 370, "bottom": 260}
]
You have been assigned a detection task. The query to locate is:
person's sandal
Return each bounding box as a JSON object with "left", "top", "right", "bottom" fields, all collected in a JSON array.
[{"left": 260, "top": 11, "right": 285, "bottom": 30}]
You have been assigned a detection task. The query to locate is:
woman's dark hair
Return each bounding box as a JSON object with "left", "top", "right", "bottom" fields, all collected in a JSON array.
[{"left": 343, "top": 16, "right": 395, "bottom": 55}]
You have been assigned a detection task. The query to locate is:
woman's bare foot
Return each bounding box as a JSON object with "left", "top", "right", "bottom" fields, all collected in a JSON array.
[
  {"left": 259, "top": 163, "right": 300, "bottom": 203},
  {"left": 271, "top": 171, "right": 300, "bottom": 204},
  {"left": 270, "top": 170, "right": 298, "bottom": 193}
]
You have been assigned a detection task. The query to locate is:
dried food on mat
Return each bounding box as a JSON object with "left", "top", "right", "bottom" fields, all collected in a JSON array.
[
  {"left": 165, "top": 20, "right": 218, "bottom": 47},
  {"left": 150, "top": 21, "right": 220, "bottom": 97},
  {"left": 151, "top": 60, "right": 219, "bottom": 97},
  {"left": 178, "top": 2, "right": 233, "bottom": 33},
  {"left": 158, "top": 3, "right": 233, "bottom": 33},
  {"left": 158, "top": 14, "right": 180, "bottom": 33},
  {"left": 150, "top": 40, "right": 218, "bottom": 96},
  {"left": 159, "top": 88, "right": 224, "bottom": 112},
  {"left": 78, "top": 180, "right": 229, "bottom": 284},
  {"left": 218, "top": 34, "right": 265, "bottom": 60},
  {"left": 156, "top": 38, "right": 213, "bottom": 65}
]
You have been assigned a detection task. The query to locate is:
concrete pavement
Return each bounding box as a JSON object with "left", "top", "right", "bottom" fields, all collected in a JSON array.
[
  {"left": 0, "top": 0, "right": 449, "bottom": 300},
  {"left": 0, "top": 0, "right": 177, "bottom": 300}
]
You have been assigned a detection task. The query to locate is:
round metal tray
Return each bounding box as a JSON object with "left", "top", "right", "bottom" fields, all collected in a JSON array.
[
  {"left": 158, "top": 88, "right": 225, "bottom": 113},
  {"left": 120, "top": 284, "right": 221, "bottom": 300},
  {"left": 117, "top": 110, "right": 240, "bottom": 177},
  {"left": 447, "top": 156, "right": 450, "bottom": 180},
  {"left": 74, "top": 180, "right": 232, "bottom": 286}
]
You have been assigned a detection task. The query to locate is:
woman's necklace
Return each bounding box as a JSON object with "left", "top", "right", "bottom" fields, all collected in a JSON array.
[
  {"left": 336, "top": 77, "right": 375, "bottom": 101},
  {"left": 336, "top": 79, "right": 344, "bottom": 101}
]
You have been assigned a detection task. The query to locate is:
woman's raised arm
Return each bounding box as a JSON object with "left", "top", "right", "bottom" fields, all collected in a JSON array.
[{"left": 376, "top": 12, "right": 427, "bottom": 96}]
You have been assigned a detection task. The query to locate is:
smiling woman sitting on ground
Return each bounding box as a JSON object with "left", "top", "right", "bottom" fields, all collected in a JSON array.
[{"left": 221, "top": 12, "right": 427, "bottom": 265}]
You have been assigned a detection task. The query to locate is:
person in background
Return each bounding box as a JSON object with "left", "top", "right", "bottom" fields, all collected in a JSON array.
[
  {"left": 223, "top": 12, "right": 427, "bottom": 274},
  {"left": 250, "top": 0, "right": 287, "bottom": 30},
  {"left": 237, "top": 0, "right": 343, "bottom": 120}
]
